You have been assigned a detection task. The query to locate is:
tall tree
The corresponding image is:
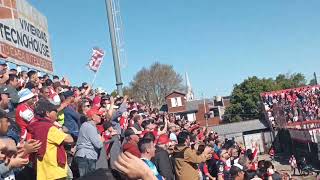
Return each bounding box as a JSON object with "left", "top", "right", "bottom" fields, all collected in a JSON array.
[{"left": 128, "top": 62, "right": 183, "bottom": 107}]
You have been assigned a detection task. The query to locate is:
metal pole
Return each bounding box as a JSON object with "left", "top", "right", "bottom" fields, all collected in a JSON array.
[
  {"left": 105, "top": 0, "right": 123, "bottom": 96},
  {"left": 202, "top": 93, "right": 208, "bottom": 128}
]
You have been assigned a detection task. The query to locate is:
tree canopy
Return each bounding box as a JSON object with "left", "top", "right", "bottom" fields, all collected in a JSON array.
[
  {"left": 224, "top": 73, "right": 307, "bottom": 123},
  {"left": 125, "top": 62, "right": 183, "bottom": 107}
]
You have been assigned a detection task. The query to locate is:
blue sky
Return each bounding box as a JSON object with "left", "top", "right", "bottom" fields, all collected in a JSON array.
[{"left": 29, "top": 0, "right": 320, "bottom": 97}]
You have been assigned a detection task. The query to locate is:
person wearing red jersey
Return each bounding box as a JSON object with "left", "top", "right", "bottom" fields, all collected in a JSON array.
[{"left": 16, "top": 89, "right": 37, "bottom": 141}]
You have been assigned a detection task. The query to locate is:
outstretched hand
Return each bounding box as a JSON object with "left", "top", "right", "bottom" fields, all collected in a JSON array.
[{"left": 115, "top": 152, "right": 157, "bottom": 180}]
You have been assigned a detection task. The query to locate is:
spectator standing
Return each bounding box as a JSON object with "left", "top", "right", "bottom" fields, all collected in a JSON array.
[
  {"left": 0, "top": 109, "right": 29, "bottom": 180},
  {"left": 75, "top": 108, "right": 104, "bottom": 177},
  {"left": 122, "top": 127, "right": 141, "bottom": 158},
  {"left": 138, "top": 138, "right": 164, "bottom": 180},
  {"left": 28, "top": 100, "right": 74, "bottom": 180},
  {"left": 229, "top": 165, "right": 245, "bottom": 180},
  {"left": 289, "top": 155, "right": 297, "bottom": 175},
  {"left": 63, "top": 91, "right": 81, "bottom": 138},
  {"left": 173, "top": 131, "right": 212, "bottom": 180},
  {"left": 217, "top": 149, "right": 231, "bottom": 180},
  {"left": 153, "top": 134, "right": 175, "bottom": 180},
  {"left": 5, "top": 74, "right": 20, "bottom": 105},
  {"left": 133, "top": 114, "right": 143, "bottom": 131},
  {"left": 27, "top": 70, "right": 39, "bottom": 87},
  {"left": 269, "top": 146, "right": 275, "bottom": 161},
  {"left": 0, "top": 87, "right": 10, "bottom": 111},
  {"left": 16, "top": 89, "right": 36, "bottom": 141},
  {"left": 0, "top": 63, "right": 9, "bottom": 86}
]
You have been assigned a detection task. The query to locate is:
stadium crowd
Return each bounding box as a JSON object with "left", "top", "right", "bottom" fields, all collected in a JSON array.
[
  {"left": 0, "top": 62, "right": 294, "bottom": 180},
  {"left": 262, "top": 85, "right": 320, "bottom": 127}
]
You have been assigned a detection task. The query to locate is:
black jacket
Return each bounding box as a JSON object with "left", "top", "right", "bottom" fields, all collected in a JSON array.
[{"left": 152, "top": 146, "right": 175, "bottom": 180}]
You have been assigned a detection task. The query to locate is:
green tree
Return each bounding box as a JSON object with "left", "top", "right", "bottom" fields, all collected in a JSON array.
[
  {"left": 275, "top": 73, "right": 306, "bottom": 89},
  {"left": 224, "top": 73, "right": 307, "bottom": 123}
]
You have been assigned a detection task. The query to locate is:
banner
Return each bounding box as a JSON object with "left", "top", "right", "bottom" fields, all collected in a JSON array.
[
  {"left": 0, "top": 0, "right": 53, "bottom": 73},
  {"left": 88, "top": 48, "right": 104, "bottom": 73}
]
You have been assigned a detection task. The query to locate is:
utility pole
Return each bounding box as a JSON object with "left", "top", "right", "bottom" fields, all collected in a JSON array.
[
  {"left": 105, "top": 0, "right": 123, "bottom": 96},
  {"left": 314, "top": 72, "right": 318, "bottom": 85}
]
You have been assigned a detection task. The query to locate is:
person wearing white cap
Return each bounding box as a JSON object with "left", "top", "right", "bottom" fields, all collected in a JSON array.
[{"left": 15, "top": 88, "right": 36, "bottom": 141}]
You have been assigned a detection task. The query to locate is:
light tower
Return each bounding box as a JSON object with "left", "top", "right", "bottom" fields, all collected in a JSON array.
[{"left": 105, "top": 0, "right": 126, "bottom": 96}]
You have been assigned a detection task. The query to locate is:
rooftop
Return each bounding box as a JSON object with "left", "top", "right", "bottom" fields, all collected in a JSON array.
[{"left": 209, "top": 119, "right": 269, "bottom": 135}]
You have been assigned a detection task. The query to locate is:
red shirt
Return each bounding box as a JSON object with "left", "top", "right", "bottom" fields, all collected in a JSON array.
[
  {"left": 16, "top": 103, "right": 35, "bottom": 141},
  {"left": 197, "top": 131, "right": 205, "bottom": 141},
  {"left": 119, "top": 116, "right": 128, "bottom": 129},
  {"left": 141, "top": 130, "right": 158, "bottom": 138},
  {"left": 123, "top": 142, "right": 141, "bottom": 158}
]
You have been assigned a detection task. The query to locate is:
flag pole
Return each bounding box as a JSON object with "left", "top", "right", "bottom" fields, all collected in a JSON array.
[{"left": 91, "top": 72, "right": 98, "bottom": 87}]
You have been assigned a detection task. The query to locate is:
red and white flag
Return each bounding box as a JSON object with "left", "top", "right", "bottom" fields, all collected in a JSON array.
[{"left": 88, "top": 48, "right": 105, "bottom": 72}]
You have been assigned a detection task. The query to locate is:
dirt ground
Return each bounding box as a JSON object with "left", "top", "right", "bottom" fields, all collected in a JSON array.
[{"left": 259, "top": 154, "right": 318, "bottom": 180}]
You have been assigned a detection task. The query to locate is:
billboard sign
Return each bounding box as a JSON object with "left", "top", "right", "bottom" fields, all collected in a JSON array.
[{"left": 0, "top": 0, "right": 53, "bottom": 73}]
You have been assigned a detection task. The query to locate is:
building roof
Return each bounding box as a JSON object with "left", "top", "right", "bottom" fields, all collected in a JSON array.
[
  {"left": 165, "top": 91, "right": 186, "bottom": 98},
  {"left": 209, "top": 119, "right": 269, "bottom": 136}
]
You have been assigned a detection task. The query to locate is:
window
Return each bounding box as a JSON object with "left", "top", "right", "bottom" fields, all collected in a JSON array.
[
  {"left": 213, "top": 108, "right": 220, "bottom": 117},
  {"left": 171, "top": 97, "right": 182, "bottom": 107}
]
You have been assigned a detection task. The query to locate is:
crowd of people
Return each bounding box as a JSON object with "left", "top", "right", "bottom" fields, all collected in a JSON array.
[
  {"left": 0, "top": 61, "right": 297, "bottom": 180},
  {"left": 261, "top": 85, "right": 320, "bottom": 127}
]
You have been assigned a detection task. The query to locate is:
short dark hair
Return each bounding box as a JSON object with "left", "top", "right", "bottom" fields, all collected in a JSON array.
[
  {"left": 35, "top": 100, "right": 57, "bottom": 117},
  {"left": 229, "top": 165, "right": 242, "bottom": 178},
  {"left": 25, "top": 82, "right": 36, "bottom": 90},
  {"left": 177, "top": 131, "right": 190, "bottom": 144},
  {"left": 129, "top": 110, "right": 137, "bottom": 118},
  {"left": 53, "top": 75, "right": 59, "bottom": 80},
  {"left": 141, "top": 120, "right": 151, "bottom": 129},
  {"left": 27, "top": 70, "right": 37, "bottom": 78},
  {"left": 6, "top": 74, "right": 18, "bottom": 85},
  {"left": 138, "top": 138, "right": 153, "bottom": 153},
  {"left": 264, "top": 161, "right": 274, "bottom": 169},
  {"left": 44, "top": 79, "right": 53, "bottom": 87},
  {"left": 43, "top": 74, "right": 49, "bottom": 79},
  {"left": 142, "top": 132, "right": 155, "bottom": 142}
]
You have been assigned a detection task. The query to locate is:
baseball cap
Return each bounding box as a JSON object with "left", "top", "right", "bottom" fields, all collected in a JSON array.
[
  {"left": 156, "top": 134, "right": 171, "bottom": 145},
  {"left": 95, "top": 87, "right": 105, "bottom": 94},
  {"left": 86, "top": 108, "right": 104, "bottom": 118},
  {"left": 18, "top": 88, "right": 35, "bottom": 103},
  {"left": 124, "top": 127, "right": 142, "bottom": 137}
]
